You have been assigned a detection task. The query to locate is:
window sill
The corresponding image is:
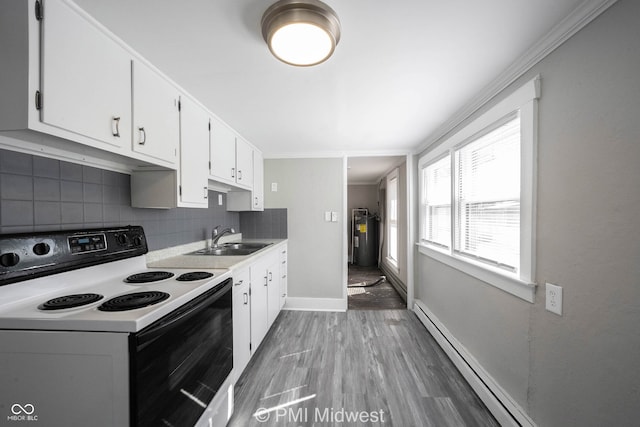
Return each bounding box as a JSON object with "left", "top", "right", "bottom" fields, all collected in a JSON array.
[{"left": 417, "top": 243, "right": 536, "bottom": 303}]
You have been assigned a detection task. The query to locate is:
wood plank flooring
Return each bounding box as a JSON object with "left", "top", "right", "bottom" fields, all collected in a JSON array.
[
  {"left": 347, "top": 265, "right": 406, "bottom": 310},
  {"left": 228, "top": 310, "right": 499, "bottom": 426}
]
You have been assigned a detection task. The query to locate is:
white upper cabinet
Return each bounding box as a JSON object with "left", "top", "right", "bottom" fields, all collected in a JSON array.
[
  {"left": 227, "top": 149, "right": 264, "bottom": 211},
  {"left": 235, "top": 137, "right": 253, "bottom": 189},
  {"left": 178, "top": 96, "right": 209, "bottom": 207},
  {"left": 209, "top": 116, "right": 237, "bottom": 185},
  {"left": 40, "top": 0, "right": 132, "bottom": 150},
  {"left": 209, "top": 117, "right": 253, "bottom": 190},
  {"left": 131, "top": 60, "right": 179, "bottom": 166}
]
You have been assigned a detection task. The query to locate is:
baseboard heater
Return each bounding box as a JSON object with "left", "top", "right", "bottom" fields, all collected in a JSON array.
[{"left": 413, "top": 300, "right": 536, "bottom": 427}]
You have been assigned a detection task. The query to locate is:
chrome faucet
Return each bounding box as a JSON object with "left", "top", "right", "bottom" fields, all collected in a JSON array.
[{"left": 211, "top": 226, "right": 235, "bottom": 247}]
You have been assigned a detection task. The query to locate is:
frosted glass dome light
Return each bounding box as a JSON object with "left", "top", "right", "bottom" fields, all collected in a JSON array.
[{"left": 262, "top": 0, "right": 341, "bottom": 67}]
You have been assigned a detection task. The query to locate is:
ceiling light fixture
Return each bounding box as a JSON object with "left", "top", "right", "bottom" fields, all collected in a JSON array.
[{"left": 261, "top": 0, "right": 341, "bottom": 67}]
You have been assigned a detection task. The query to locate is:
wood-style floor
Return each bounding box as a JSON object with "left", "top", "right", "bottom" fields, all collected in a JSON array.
[
  {"left": 347, "top": 264, "right": 406, "bottom": 310},
  {"left": 228, "top": 310, "right": 499, "bottom": 426}
]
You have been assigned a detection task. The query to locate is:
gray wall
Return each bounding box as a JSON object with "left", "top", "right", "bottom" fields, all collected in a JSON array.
[
  {"left": 0, "top": 148, "right": 239, "bottom": 251},
  {"left": 415, "top": 1, "right": 640, "bottom": 425},
  {"left": 265, "top": 158, "right": 344, "bottom": 300}
]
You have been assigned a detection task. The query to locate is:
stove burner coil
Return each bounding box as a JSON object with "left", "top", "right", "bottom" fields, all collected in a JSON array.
[
  {"left": 176, "top": 272, "right": 214, "bottom": 282},
  {"left": 124, "top": 271, "right": 174, "bottom": 283},
  {"left": 98, "top": 291, "right": 170, "bottom": 312},
  {"left": 38, "top": 293, "right": 104, "bottom": 310}
]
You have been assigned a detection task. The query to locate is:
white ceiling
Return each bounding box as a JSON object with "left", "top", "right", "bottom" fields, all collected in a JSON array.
[
  {"left": 347, "top": 156, "right": 405, "bottom": 184},
  {"left": 74, "top": 0, "right": 585, "bottom": 160}
]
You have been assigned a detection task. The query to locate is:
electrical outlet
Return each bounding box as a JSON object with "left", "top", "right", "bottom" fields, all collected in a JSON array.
[
  {"left": 324, "top": 211, "right": 331, "bottom": 222},
  {"left": 331, "top": 211, "right": 338, "bottom": 222},
  {"left": 271, "top": 182, "right": 278, "bottom": 192},
  {"left": 545, "top": 283, "right": 563, "bottom": 316}
]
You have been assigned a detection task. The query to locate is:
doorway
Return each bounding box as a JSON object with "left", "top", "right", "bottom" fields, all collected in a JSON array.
[{"left": 346, "top": 156, "right": 407, "bottom": 310}]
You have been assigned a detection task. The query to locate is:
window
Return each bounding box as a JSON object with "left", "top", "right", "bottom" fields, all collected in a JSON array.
[
  {"left": 418, "top": 76, "right": 539, "bottom": 302},
  {"left": 455, "top": 114, "right": 520, "bottom": 271},
  {"left": 387, "top": 169, "right": 399, "bottom": 266},
  {"left": 421, "top": 154, "right": 451, "bottom": 249}
]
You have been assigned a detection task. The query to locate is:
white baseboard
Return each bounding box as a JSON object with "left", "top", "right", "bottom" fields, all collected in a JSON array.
[
  {"left": 283, "top": 297, "right": 347, "bottom": 312},
  {"left": 413, "top": 299, "right": 536, "bottom": 427},
  {"left": 379, "top": 263, "right": 408, "bottom": 302}
]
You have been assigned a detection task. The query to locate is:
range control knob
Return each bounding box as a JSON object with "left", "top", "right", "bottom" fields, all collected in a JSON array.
[
  {"left": 133, "top": 236, "right": 143, "bottom": 247},
  {"left": 117, "top": 234, "right": 129, "bottom": 245},
  {"left": 0, "top": 252, "right": 20, "bottom": 268},
  {"left": 33, "top": 242, "right": 51, "bottom": 256}
]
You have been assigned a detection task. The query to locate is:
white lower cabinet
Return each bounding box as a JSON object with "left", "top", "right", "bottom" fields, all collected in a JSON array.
[
  {"left": 280, "top": 246, "right": 288, "bottom": 309},
  {"left": 243, "top": 244, "right": 287, "bottom": 360},
  {"left": 249, "top": 256, "right": 270, "bottom": 351},
  {"left": 232, "top": 267, "right": 251, "bottom": 382}
]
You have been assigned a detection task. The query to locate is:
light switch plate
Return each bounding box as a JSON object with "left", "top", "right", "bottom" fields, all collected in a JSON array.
[
  {"left": 324, "top": 212, "right": 331, "bottom": 222},
  {"left": 545, "top": 283, "right": 563, "bottom": 316},
  {"left": 271, "top": 182, "right": 278, "bottom": 192},
  {"left": 331, "top": 212, "right": 338, "bottom": 222},
  {"left": 218, "top": 194, "right": 223, "bottom": 206}
]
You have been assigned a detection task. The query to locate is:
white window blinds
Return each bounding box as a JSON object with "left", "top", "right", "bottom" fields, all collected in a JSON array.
[
  {"left": 454, "top": 115, "right": 521, "bottom": 271},
  {"left": 422, "top": 155, "right": 451, "bottom": 248}
]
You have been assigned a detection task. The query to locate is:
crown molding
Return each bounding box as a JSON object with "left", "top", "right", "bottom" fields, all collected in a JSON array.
[
  {"left": 264, "top": 148, "right": 411, "bottom": 159},
  {"left": 414, "top": 0, "right": 619, "bottom": 155}
]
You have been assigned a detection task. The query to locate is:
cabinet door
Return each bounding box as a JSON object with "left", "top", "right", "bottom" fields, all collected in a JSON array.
[
  {"left": 267, "top": 257, "right": 281, "bottom": 326},
  {"left": 232, "top": 268, "right": 251, "bottom": 382},
  {"left": 250, "top": 259, "right": 269, "bottom": 352},
  {"left": 209, "top": 116, "right": 237, "bottom": 184},
  {"left": 41, "top": 0, "right": 131, "bottom": 149},
  {"left": 280, "top": 246, "right": 288, "bottom": 309},
  {"left": 179, "top": 96, "right": 209, "bottom": 207},
  {"left": 253, "top": 150, "right": 264, "bottom": 210},
  {"left": 132, "top": 60, "right": 179, "bottom": 165},
  {"left": 235, "top": 137, "right": 253, "bottom": 189}
]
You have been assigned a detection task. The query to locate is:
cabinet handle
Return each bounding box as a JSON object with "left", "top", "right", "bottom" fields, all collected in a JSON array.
[
  {"left": 282, "top": 260, "right": 286, "bottom": 264},
  {"left": 231, "top": 168, "right": 235, "bottom": 178},
  {"left": 282, "top": 293, "right": 286, "bottom": 297},
  {"left": 238, "top": 170, "right": 242, "bottom": 180},
  {"left": 112, "top": 116, "right": 121, "bottom": 137},
  {"left": 234, "top": 280, "right": 244, "bottom": 286},
  {"left": 269, "top": 272, "right": 273, "bottom": 282},
  {"left": 264, "top": 276, "right": 268, "bottom": 286},
  {"left": 254, "top": 197, "right": 258, "bottom": 206},
  {"left": 204, "top": 187, "right": 208, "bottom": 199},
  {"left": 243, "top": 292, "right": 248, "bottom": 305},
  {"left": 138, "top": 127, "right": 146, "bottom": 145}
]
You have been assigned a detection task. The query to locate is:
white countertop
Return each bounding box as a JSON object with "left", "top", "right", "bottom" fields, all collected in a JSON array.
[{"left": 147, "top": 238, "right": 287, "bottom": 270}]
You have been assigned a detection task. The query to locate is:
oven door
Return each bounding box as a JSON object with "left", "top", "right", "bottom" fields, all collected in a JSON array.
[{"left": 132, "top": 278, "right": 232, "bottom": 427}]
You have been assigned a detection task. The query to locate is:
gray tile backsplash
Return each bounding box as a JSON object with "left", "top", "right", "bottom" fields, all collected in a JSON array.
[
  {"left": 240, "top": 208, "right": 288, "bottom": 239},
  {"left": 0, "top": 149, "right": 241, "bottom": 251}
]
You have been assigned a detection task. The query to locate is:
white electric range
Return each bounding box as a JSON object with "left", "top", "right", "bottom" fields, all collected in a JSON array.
[{"left": 0, "top": 226, "right": 234, "bottom": 427}]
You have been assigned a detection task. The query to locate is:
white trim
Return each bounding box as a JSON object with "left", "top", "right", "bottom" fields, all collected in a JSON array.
[
  {"left": 405, "top": 153, "right": 416, "bottom": 309},
  {"left": 413, "top": 300, "right": 536, "bottom": 427},
  {"left": 418, "top": 244, "right": 536, "bottom": 303},
  {"left": 342, "top": 156, "right": 349, "bottom": 307},
  {"left": 283, "top": 297, "right": 347, "bottom": 312},
  {"left": 414, "top": 0, "right": 618, "bottom": 155},
  {"left": 265, "top": 149, "right": 412, "bottom": 159}
]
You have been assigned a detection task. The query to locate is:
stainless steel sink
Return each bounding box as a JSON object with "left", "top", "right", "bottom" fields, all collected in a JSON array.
[{"left": 187, "top": 242, "right": 272, "bottom": 256}]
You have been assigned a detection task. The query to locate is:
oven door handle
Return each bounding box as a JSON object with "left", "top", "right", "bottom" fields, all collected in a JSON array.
[{"left": 136, "top": 278, "right": 232, "bottom": 348}]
